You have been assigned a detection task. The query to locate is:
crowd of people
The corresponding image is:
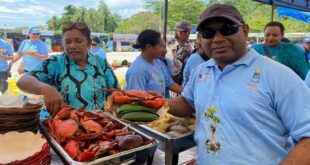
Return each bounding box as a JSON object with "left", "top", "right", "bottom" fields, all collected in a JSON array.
[{"left": 0, "top": 3, "right": 309, "bottom": 165}]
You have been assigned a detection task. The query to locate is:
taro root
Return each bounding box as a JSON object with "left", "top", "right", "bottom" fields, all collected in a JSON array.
[
  {"left": 167, "top": 125, "right": 189, "bottom": 134},
  {"left": 167, "top": 121, "right": 188, "bottom": 128},
  {"left": 166, "top": 131, "right": 182, "bottom": 137},
  {"left": 118, "top": 135, "right": 143, "bottom": 150}
]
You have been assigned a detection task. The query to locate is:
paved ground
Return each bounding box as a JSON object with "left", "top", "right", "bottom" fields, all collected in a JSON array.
[{"left": 9, "top": 51, "right": 197, "bottom": 165}]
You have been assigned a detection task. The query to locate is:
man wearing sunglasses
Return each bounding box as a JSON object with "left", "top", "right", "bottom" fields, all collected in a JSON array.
[
  {"left": 167, "top": 4, "right": 310, "bottom": 165},
  {"left": 171, "top": 20, "right": 193, "bottom": 86},
  {"left": 9, "top": 27, "right": 49, "bottom": 73}
]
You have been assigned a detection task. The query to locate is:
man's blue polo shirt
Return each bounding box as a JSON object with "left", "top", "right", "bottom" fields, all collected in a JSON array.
[
  {"left": 304, "top": 71, "right": 310, "bottom": 88},
  {"left": 18, "top": 39, "right": 49, "bottom": 71},
  {"left": 182, "top": 49, "right": 310, "bottom": 164}
]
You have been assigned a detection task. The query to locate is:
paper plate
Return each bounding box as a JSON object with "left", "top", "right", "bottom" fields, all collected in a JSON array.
[
  {"left": 0, "top": 131, "right": 47, "bottom": 164},
  {"left": 0, "top": 103, "right": 41, "bottom": 115},
  {"left": 9, "top": 142, "right": 51, "bottom": 165},
  {"left": 0, "top": 106, "right": 40, "bottom": 134},
  {"left": 0, "top": 128, "right": 38, "bottom": 134}
]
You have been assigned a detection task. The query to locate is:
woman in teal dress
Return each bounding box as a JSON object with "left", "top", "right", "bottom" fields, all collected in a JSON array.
[
  {"left": 252, "top": 21, "right": 308, "bottom": 79},
  {"left": 16, "top": 22, "right": 119, "bottom": 115}
]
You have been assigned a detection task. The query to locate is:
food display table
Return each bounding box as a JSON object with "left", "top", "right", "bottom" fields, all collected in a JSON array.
[
  {"left": 40, "top": 113, "right": 157, "bottom": 165},
  {"left": 133, "top": 125, "right": 196, "bottom": 165}
]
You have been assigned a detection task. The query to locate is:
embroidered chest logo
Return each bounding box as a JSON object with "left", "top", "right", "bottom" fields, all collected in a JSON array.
[
  {"left": 197, "top": 73, "right": 211, "bottom": 83},
  {"left": 246, "top": 68, "right": 261, "bottom": 91},
  {"left": 205, "top": 106, "right": 221, "bottom": 154}
]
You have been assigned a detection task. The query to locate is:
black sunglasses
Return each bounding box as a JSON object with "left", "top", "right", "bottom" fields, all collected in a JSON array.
[{"left": 200, "top": 24, "right": 242, "bottom": 39}]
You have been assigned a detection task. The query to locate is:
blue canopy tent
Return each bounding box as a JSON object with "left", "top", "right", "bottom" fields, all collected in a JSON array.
[
  {"left": 253, "top": 0, "right": 310, "bottom": 20},
  {"left": 278, "top": 7, "right": 310, "bottom": 24},
  {"left": 255, "top": 0, "right": 310, "bottom": 12}
]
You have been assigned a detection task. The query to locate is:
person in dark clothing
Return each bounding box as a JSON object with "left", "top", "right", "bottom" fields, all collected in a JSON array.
[{"left": 171, "top": 21, "right": 194, "bottom": 85}]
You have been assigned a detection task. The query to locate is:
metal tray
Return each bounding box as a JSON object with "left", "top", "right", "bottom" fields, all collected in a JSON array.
[
  {"left": 39, "top": 113, "right": 157, "bottom": 165},
  {"left": 132, "top": 125, "right": 196, "bottom": 165}
]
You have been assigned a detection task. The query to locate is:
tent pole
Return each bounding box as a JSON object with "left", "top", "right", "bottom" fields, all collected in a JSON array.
[
  {"left": 163, "top": 0, "right": 168, "bottom": 42},
  {"left": 271, "top": 0, "right": 274, "bottom": 21}
]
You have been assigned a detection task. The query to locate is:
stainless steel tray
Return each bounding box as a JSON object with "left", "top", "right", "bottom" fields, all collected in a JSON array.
[
  {"left": 39, "top": 113, "right": 157, "bottom": 165},
  {"left": 132, "top": 125, "right": 196, "bottom": 165}
]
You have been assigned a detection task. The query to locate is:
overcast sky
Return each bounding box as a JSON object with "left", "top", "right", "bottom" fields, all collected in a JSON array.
[{"left": 0, "top": 0, "right": 146, "bottom": 28}]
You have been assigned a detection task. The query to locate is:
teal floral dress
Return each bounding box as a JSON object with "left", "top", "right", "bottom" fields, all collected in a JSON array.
[{"left": 28, "top": 53, "right": 119, "bottom": 111}]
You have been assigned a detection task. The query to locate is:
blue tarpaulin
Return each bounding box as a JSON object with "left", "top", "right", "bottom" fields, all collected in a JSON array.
[
  {"left": 278, "top": 7, "right": 310, "bottom": 24},
  {"left": 254, "top": 0, "right": 310, "bottom": 12}
]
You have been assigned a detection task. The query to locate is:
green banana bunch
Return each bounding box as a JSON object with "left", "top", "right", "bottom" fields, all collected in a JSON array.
[{"left": 116, "top": 104, "right": 159, "bottom": 122}]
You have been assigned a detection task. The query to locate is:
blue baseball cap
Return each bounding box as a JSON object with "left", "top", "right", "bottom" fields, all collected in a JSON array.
[
  {"left": 29, "top": 27, "right": 41, "bottom": 34},
  {"left": 304, "top": 38, "right": 310, "bottom": 43}
]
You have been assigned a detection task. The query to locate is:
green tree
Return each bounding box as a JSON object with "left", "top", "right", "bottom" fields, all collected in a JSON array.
[
  {"left": 45, "top": 0, "right": 121, "bottom": 33},
  {"left": 45, "top": 0, "right": 310, "bottom": 34},
  {"left": 47, "top": 16, "right": 61, "bottom": 31},
  {"left": 145, "top": 0, "right": 206, "bottom": 29},
  {"left": 168, "top": 0, "right": 205, "bottom": 28},
  {"left": 144, "top": 0, "right": 164, "bottom": 16},
  {"left": 205, "top": 0, "right": 310, "bottom": 33},
  {"left": 85, "top": 8, "right": 102, "bottom": 32},
  {"left": 72, "top": 7, "right": 87, "bottom": 22},
  {"left": 61, "top": 5, "right": 78, "bottom": 22},
  {"left": 97, "top": 0, "right": 120, "bottom": 32},
  {"left": 105, "top": 14, "right": 121, "bottom": 33},
  {"left": 115, "top": 12, "right": 162, "bottom": 34}
]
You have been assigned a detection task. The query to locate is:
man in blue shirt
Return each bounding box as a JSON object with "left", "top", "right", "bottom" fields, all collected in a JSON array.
[
  {"left": 0, "top": 38, "right": 13, "bottom": 93},
  {"left": 183, "top": 32, "right": 209, "bottom": 87},
  {"left": 168, "top": 4, "right": 310, "bottom": 165},
  {"left": 106, "top": 39, "right": 113, "bottom": 52},
  {"left": 9, "top": 27, "right": 49, "bottom": 73},
  {"left": 89, "top": 36, "right": 107, "bottom": 59}
]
